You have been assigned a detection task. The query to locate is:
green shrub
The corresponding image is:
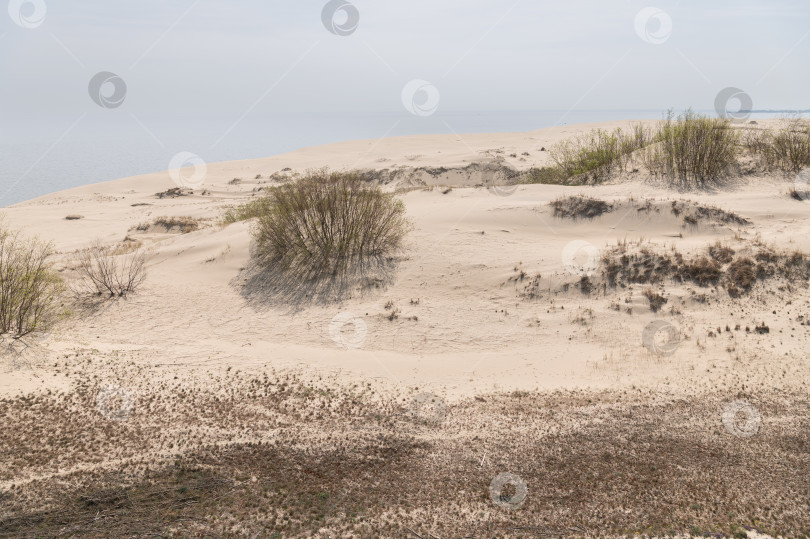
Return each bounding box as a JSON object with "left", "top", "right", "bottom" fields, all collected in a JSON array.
[
  {"left": 222, "top": 197, "right": 272, "bottom": 224},
  {"left": 0, "top": 229, "right": 65, "bottom": 338},
  {"left": 253, "top": 170, "right": 410, "bottom": 278},
  {"left": 642, "top": 110, "right": 739, "bottom": 186},
  {"left": 547, "top": 124, "right": 653, "bottom": 183}
]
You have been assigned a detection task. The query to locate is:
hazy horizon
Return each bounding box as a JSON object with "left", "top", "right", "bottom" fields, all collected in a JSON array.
[{"left": 2, "top": 1, "right": 809, "bottom": 204}]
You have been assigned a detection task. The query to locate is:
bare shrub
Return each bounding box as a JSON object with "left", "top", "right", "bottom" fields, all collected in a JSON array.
[
  {"left": 72, "top": 240, "right": 147, "bottom": 298},
  {"left": 253, "top": 170, "right": 410, "bottom": 279},
  {"left": 0, "top": 229, "right": 65, "bottom": 338}
]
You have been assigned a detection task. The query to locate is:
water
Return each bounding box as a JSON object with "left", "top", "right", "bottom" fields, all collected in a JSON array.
[{"left": 0, "top": 109, "right": 788, "bottom": 206}]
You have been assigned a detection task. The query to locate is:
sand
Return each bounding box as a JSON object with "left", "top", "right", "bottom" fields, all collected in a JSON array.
[{"left": 1, "top": 119, "right": 808, "bottom": 537}]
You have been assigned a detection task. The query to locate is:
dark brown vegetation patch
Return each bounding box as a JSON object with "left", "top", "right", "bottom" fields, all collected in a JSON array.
[
  {"left": 671, "top": 200, "right": 751, "bottom": 227},
  {"left": 601, "top": 241, "right": 809, "bottom": 296},
  {"left": 155, "top": 187, "right": 193, "bottom": 199},
  {"left": 551, "top": 195, "right": 614, "bottom": 219}
]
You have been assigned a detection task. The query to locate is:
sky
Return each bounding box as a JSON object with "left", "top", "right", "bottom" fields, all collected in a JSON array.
[{"left": 1, "top": 0, "right": 808, "bottom": 123}]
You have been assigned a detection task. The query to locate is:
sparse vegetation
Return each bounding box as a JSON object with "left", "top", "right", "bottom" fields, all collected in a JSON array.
[
  {"left": 221, "top": 197, "right": 272, "bottom": 224},
  {"left": 524, "top": 165, "right": 568, "bottom": 185},
  {"left": 600, "top": 240, "right": 809, "bottom": 296},
  {"left": 135, "top": 216, "right": 200, "bottom": 234},
  {"left": 551, "top": 195, "right": 613, "bottom": 219},
  {"left": 0, "top": 228, "right": 65, "bottom": 338},
  {"left": 743, "top": 117, "right": 810, "bottom": 173},
  {"left": 0, "top": 376, "right": 806, "bottom": 537},
  {"left": 642, "top": 288, "right": 667, "bottom": 312},
  {"left": 548, "top": 124, "right": 652, "bottom": 183},
  {"left": 155, "top": 187, "right": 192, "bottom": 199},
  {"left": 253, "top": 170, "right": 410, "bottom": 279},
  {"left": 642, "top": 110, "right": 740, "bottom": 187},
  {"left": 72, "top": 240, "right": 147, "bottom": 298}
]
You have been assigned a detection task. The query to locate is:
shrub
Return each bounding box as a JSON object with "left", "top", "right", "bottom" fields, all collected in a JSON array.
[
  {"left": 253, "top": 170, "right": 410, "bottom": 278},
  {"left": 524, "top": 166, "right": 568, "bottom": 185},
  {"left": 642, "top": 110, "right": 739, "bottom": 186},
  {"left": 73, "top": 240, "right": 147, "bottom": 298},
  {"left": 222, "top": 197, "right": 272, "bottom": 224},
  {"left": 549, "top": 125, "right": 652, "bottom": 183},
  {"left": 0, "top": 229, "right": 65, "bottom": 338},
  {"left": 743, "top": 117, "right": 810, "bottom": 173}
]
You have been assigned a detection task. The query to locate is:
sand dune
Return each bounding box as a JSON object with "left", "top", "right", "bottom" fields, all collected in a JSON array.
[{"left": 1, "top": 120, "right": 808, "bottom": 537}]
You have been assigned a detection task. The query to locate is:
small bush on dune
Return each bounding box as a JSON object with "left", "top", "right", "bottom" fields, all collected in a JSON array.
[
  {"left": 253, "top": 170, "right": 410, "bottom": 278},
  {"left": 72, "top": 240, "right": 147, "bottom": 298},
  {"left": 0, "top": 228, "right": 65, "bottom": 338},
  {"left": 643, "top": 110, "right": 739, "bottom": 187}
]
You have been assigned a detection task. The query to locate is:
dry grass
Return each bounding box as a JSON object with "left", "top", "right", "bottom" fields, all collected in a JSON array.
[
  {"left": 134, "top": 216, "right": 200, "bottom": 234},
  {"left": 743, "top": 117, "right": 810, "bottom": 173},
  {"left": 674, "top": 201, "right": 751, "bottom": 227},
  {"left": 0, "top": 368, "right": 807, "bottom": 537},
  {"left": 550, "top": 195, "right": 613, "bottom": 219},
  {"left": 642, "top": 288, "right": 667, "bottom": 312},
  {"left": 601, "top": 240, "right": 809, "bottom": 296},
  {"left": 154, "top": 187, "right": 192, "bottom": 199}
]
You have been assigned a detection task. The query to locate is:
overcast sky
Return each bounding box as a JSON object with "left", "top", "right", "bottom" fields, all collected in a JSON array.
[{"left": 1, "top": 0, "right": 808, "bottom": 121}]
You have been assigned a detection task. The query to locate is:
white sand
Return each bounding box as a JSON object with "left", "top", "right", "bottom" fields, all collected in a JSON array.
[{"left": 2, "top": 119, "right": 808, "bottom": 404}]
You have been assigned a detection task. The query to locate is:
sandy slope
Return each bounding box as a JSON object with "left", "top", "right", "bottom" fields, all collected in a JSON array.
[
  {"left": 2, "top": 119, "right": 808, "bottom": 401},
  {"left": 1, "top": 120, "right": 809, "bottom": 537}
]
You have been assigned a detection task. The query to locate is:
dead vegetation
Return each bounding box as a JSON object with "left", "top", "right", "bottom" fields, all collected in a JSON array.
[
  {"left": 600, "top": 240, "right": 809, "bottom": 297},
  {"left": 133, "top": 216, "right": 201, "bottom": 234},
  {"left": 0, "top": 369, "right": 807, "bottom": 537},
  {"left": 71, "top": 239, "right": 147, "bottom": 298},
  {"left": 642, "top": 288, "right": 668, "bottom": 312},
  {"left": 671, "top": 200, "right": 751, "bottom": 227},
  {"left": 154, "top": 187, "right": 193, "bottom": 199},
  {"left": 550, "top": 195, "right": 613, "bottom": 219}
]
